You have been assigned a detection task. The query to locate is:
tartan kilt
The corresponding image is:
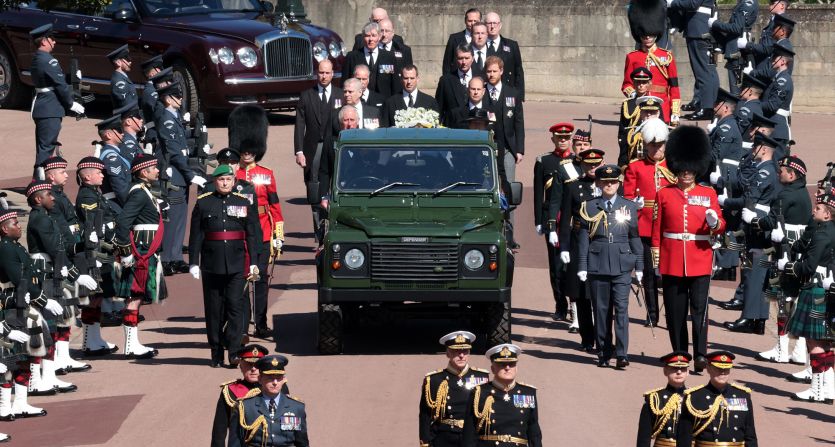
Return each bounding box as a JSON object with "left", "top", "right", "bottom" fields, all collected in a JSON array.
[
  {"left": 787, "top": 286, "right": 828, "bottom": 340},
  {"left": 116, "top": 251, "right": 166, "bottom": 303}
]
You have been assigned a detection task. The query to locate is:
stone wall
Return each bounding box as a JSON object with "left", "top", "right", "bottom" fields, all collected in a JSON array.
[{"left": 304, "top": 0, "right": 835, "bottom": 107}]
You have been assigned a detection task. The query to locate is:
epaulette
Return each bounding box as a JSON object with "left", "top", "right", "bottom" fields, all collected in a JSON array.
[
  {"left": 219, "top": 379, "right": 236, "bottom": 388},
  {"left": 643, "top": 386, "right": 666, "bottom": 396},
  {"left": 240, "top": 388, "right": 261, "bottom": 400},
  {"left": 517, "top": 381, "right": 537, "bottom": 390},
  {"left": 684, "top": 384, "right": 706, "bottom": 395},
  {"left": 627, "top": 158, "right": 643, "bottom": 166},
  {"left": 286, "top": 395, "right": 304, "bottom": 404},
  {"left": 425, "top": 369, "right": 444, "bottom": 377},
  {"left": 197, "top": 191, "right": 213, "bottom": 200},
  {"left": 472, "top": 367, "right": 490, "bottom": 374},
  {"left": 232, "top": 192, "right": 249, "bottom": 201},
  {"left": 730, "top": 383, "right": 752, "bottom": 394}
]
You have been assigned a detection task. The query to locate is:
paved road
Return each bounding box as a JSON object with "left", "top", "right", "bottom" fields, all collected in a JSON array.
[{"left": 0, "top": 100, "right": 832, "bottom": 446}]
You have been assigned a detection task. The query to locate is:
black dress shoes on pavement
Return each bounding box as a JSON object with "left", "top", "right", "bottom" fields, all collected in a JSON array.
[
  {"left": 681, "top": 102, "right": 697, "bottom": 112},
  {"left": 162, "top": 262, "right": 176, "bottom": 277},
  {"left": 685, "top": 109, "right": 714, "bottom": 121},
  {"left": 724, "top": 318, "right": 765, "bottom": 334},
  {"left": 615, "top": 357, "right": 630, "bottom": 370},
  {"left": 720, "top": 299, "right": 744, "bottom": 311},
  {"left": 597, "top": 357, "right": 611, "bottom": 368},
  {"left": 253, "top": 327, "right": 272, "bottom": 340}
]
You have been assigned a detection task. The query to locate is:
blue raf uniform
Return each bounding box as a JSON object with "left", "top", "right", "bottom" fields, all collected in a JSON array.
[
  {"left": 668, "top": 0, "right": 719, "bottom": 116},
  {"left": 577, "top": 165, "right": 643, "bottom": 367},
  {"left": 709, "top": 93, "right": 744, "bottom": 273},
  {"left": 29, "top": 24, "right": 78, "bottom": 173},
  {"left": 97, "top": 115, "right": 132, "bottom": 209},
  {"left": 228, "top": 355, "right": 309, "bottom": 447},
  {"left": 709, "top": 0, "right": 758, "bottom": 94},
  {"left": 760, "top": 41, "right": 794, "bottom": 145},
  {"left": 114, "top": 101, "right": 144, "bottom": 162},
  {"left": 734, "top": 74, "right": 766, "bottom": 138},
  {"left": 107, "top": 45, "right": 138, "bottom": 111}
]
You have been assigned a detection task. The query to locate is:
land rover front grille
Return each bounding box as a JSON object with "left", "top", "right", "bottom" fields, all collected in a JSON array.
[{"left": 371, "top": 243, "right": 459, "bottom": 281}]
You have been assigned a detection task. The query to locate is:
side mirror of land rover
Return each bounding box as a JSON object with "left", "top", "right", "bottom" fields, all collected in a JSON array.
[{"left": 510, "top": 182, "right": 523, "bottom": 206}]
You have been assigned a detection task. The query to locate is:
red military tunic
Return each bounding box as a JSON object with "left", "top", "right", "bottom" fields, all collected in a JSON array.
[
  {"left": 622, "top": 157, "right": 677, "bottom": 237},
  {"left": 651, "top": 184, "right": 725, "bottom": 277},
  {"left": 237, "top": 163, "right": 284, "bottom": 243},
  {"left": 621, "top": 46, "right": 681, "bottom": 121}
]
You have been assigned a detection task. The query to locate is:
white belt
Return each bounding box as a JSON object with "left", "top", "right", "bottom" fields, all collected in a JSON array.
[
  {"left": 0, "top": 281, "right": 12, "bottom": 290},
  {"left": 722, "top": 159, "right": 740, "bottom": 166},
  {"left": 784, "top": 223, "right": 806, "bottom": 233},
  {"left": 776, "top": 109, "right": 791, "bottom": 117},
  {"left": 35, "top": 87, "right": 54, "bottom": 93},
  {"left": 103, "top": 192, "right": 116, "bottom": 200},
  {"left": 30, "top": 253, "right": 52, "bottom": 262},
  {"left": 697, "top": 6, "right": 712, "bottom": 14},
  {"left": 145, "top": 122, "right": 155, "bottom": 129},
  {"left": 755, "top": 204, "right": 770, "bottom": 213},
  {"left": 742, "top": 142, "right": 753, "bottom": 149},
  {"left": 69, "top": 224, "right": 80, "bottom": 233},
  {"left": 133, "top": 224, "right": 159, "bottom": 231},
  {"left": 663, "top": 232, "right": 710, "bottom": 241}
]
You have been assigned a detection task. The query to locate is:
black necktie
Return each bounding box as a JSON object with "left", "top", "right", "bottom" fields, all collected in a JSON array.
[
  {"left": 368, "top": 51, "right": 375, "bottom": 69},
  {"left": 606, "top": 201, "right": 613, "bottom": 213},
  {"left": 320, "top": 89, "right": 327, "bottom": 104},
  {"left": 408, "top": 94, "right": 414, "bottom": 108},
  {"left": 489, "top": 41, "right": 496, "bottom": 54},
  {"left": 475, "top": 51, "right": 482, "bottom": 70},
  {"left": 268, "top": 400, "right": 276, "bottom": 418}
]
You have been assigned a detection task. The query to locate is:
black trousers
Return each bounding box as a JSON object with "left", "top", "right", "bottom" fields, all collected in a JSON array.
[
  {"left": 545, "top": 235, "right": 567, "bottom": 315},
  {"left": 662, "top": 274, "right": 710, "bottom": 359},
  {"left": 741, "top": 248, "right": 770, "bottom": 320},
  {"left": 202, "top": 271, "right": 245, "bottom": 361},
  {"left": 246, "top": 241, "right": 271, "bottom": 331},
  {"left": 564, "top": 232, "right": 595, "bottom": 347},
  {"left": 640, "top": 237, "right": 659, "bottom": 322}
]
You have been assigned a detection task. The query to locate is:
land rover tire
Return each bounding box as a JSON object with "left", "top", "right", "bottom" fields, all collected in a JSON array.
[
  {"left": 485, "top": 301, "right": 511, "bottom": 347},
  {"left": 317, "top": 303, "right": 343, "bottom": 354}
]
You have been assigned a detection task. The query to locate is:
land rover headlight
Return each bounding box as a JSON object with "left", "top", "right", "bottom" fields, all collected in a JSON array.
[
  {"left": 344, "top": 248, "right": 365, "bottom": 270},
  {"left": 313, "top": 42, "right": 328, "bottom": 62},
  {"left": 217, "top": 47, "right": 234, "bottom": 65},
  {"left": 464, "top": 249, "right": 485, "bottom": 271},
  {"left": 237, "top": 47, "right": 258, "bottom": 68},
  {"left": 328, "top": 41, "right": 341, "bottom": 59}
]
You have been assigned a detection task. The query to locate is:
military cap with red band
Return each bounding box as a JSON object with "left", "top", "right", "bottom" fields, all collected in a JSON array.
[
  {"left": 706, "top": 350, "right": 736, "bottom": 369},
  {"left": 236, "top": 344, "right": 269, "bottom": 363},
  {"left": 549, "top": 122, "right": 574, "bottom": 135},
  {"left": 660, "top": 351, "right": 692, "bottom": 367},
  {"left": 578, "top": 148, "right": 605, "bottom": 164}
]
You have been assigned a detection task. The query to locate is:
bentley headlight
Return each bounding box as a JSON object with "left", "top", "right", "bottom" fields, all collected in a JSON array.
[
  {"left": 217, "top": 47, "right": 234, "bottom": 65},
  {"left": 344, "top": 248, "right": 365, "bottom": 270},
  {"left": 208, "top": 48, "right": 219, "bottom": 64},
  {"left": 313, "top": 42, "right": 328, "bottom": 62},
  {"left": 328, "top": 41, "right": 341, "bottom": 59},
  {"left": 340, "top": 41, "right": 348, "bottom": 56},
  {"left": 237, "top": 47, "right": 258, "bottom": 68},
  {"left": 464, "top": 249, "right": 485, "bottom": 271}
]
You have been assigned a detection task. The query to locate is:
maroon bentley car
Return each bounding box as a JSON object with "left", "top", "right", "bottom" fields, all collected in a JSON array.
[{"left": 0, "top": 0, "right": 345, "bottom": 115}]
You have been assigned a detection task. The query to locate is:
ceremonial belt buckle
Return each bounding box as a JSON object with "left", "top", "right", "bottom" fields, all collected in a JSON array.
[
  {"left": 479, "top": 435, "right": 528, "bottom": 445},
  {"left": 608, "top": 233, "right": 614, "bottom": 243},
  {"left": 439, "top": 418, "right": 464, "bottom": 429},
  {"left": 653, "top": 438, "right": 677, "bottom": 447}
]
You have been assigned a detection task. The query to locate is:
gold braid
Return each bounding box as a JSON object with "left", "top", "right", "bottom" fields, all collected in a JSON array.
[
  {"left": 627, "top": 129, "right": 643, "bottom": 163},
  {"left": 646, "top": 48, "right": 671, "bottom": 80},
  {"left": 579, "top": 201, "right": 607, "bottom": 238},
  {"left": 657, "top": 164, "right": 677, "bottom": 185},
  {"left": 424, "top": 376, "right": 450, "bottom": 420},
  {"left": 685, "top": 393, "right": 730, "bottom": 437},
  {"left": 649, "top": 393, "right": 683, "bottom": 439},
  {"left": 473, "top": 386, "right": 495, "bottom": 435},
  {"left": 236, "top": 400, "right": 268, "bottom": 447}
]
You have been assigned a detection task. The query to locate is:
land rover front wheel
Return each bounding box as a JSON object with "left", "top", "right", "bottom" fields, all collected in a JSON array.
[
  {"left": 317, "top": 303, "right": 343, "bottom": 354},
  {"left": 485, "top": 302, "right": 511, "bottom": 347}
]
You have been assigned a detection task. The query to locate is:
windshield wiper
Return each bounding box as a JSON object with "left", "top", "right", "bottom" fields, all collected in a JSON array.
[
  {"left": 370, "top": 182, "right": 418, "bottom": 197},
  {"left": 432, "top": 182, "right": 479, "bottom": 197}
]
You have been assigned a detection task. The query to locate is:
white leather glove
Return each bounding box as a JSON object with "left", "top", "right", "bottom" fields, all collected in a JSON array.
[
  {"left": 741, "top": 208, "right": 756, "bottom": 224},
  {"left": 535, "top": 224, "right": 543, "bottom": 235},
  {"left": 669, "top": 27, "right": 678, "bottom": 35},
  {"left": 718, "top": 194, "right": 727, "bottom": 206},
  {"left": 706, "top": 118, "right": 717, "bottom": 133},
  {"left": 60, "top": 266, "right": 69, "bottom": 278},
  {"left": 0, "top": 363, "right": 6, "bottom": 374},
  {"left": 249, "top": 265, "right": 259, "bottom": 277},
  {"left": 76, "top": 274, "right": 98, "bottom": 290},
  {"left": 654, "top": 267, "right": 661, "bottom": 277},
  {"left": 633, "top": 196, "right": 645, "bottom": 208},
  {"left": 822, "top": 270, "right": 835, "bottom": 290},
  {"left": 165, "top": 167, "right": 173, "bottom": 177},
  {"left": 770, "top": 223, "right": 785, "bottom": 243},
  {"left": 202, "top": 143, "right": 211, "bottom": 154},
  {"left": 708, "top": 17, "right": 717, "bottom": 27},
  {"left": 272, "top": 238, "right": 283, "bottom": 250},
  {"left": 7, "top": 330, "right": 30, "bottom": 343},
  {"left": 627, "top": 91, "right": 636, "bottom": 100},
  {"left": 45, "top": 298, "right": 64, "bottom": 316},
  {"left": 665, "top": 0, "right": 672, "bottom": 6},
  {"left": 736, "top": 36, "right": 748, "bottom": 49},
  {"left": 143, "top": 142, "right": 154, "bottom": 154},
  {"left": 705, "top": 209, "right": 719, "bottom": 228},
  {"left": 23, "top": 292, "right": 30, "bottom": 304},
  {"left": 191, "top": 175, "right": 207, "bottom": 188},
  {"left": 70, "top": 101, "right": 85, "bottom": 114},
  {"left": 742, "top": 65, "right": 753, "bottom": 75},
  {"left": 121, "top": 254, "right": 135, "bottom": 267},
  {"left": 189, "top": 265, "right": 200, "bottom": 279},
  {"left": 709, "top": 171, "right": 721, "bottom": 185},
  {"left": 76, "top": 69, "right": 82, "bottom": 79},
  {"left": 89, "top": 231, "right": 99, "bottom": 243},
  {"left": 777, "top": 253, "right": 789, "bottom": 271},
  {"left": 95, "top": 260, "right": 102, "bottom": 268},
  {"left": 548, "top": 231, "right": 558, "bottom": 247},
  {"left": 635, "top": 271, "right": 644, "bottom": 283},
  {"left": 182, "top": 112, "right": 191, "bottom": 122},
  {"left": 577, "top": 271, "right": 588, "bottom": 282},
  {"left": 560, "top": 251, "right": 571, "bottom": 264},
  {"left": 670, "top": 114, "right": 680, "bottom": 124}
]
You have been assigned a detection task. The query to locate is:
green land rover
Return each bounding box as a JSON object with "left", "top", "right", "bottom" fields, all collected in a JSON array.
[{"left": 315, "top": 128, "right": 521, "bottom": 354}]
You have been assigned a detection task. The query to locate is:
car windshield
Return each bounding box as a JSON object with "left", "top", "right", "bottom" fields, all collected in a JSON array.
[
  {"left": 336, "top": 146, "right": 495, "bottom": 193},
  {"left": 141, "top": 0, "right": 264, "bottom": 16}
]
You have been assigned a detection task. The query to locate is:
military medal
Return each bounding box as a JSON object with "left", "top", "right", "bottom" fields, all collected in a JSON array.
[
  {"left": 503, "top": 393, "right": 511, "bottom": 402},
  {"left": 457, "top": 378, "right": 464, "bottom": 387}
]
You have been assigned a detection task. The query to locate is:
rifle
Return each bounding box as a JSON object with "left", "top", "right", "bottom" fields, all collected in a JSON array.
[
  {"left": 185, "top": 112, "right": 217, "bottom": 179},
  {"left": 68, "top": 58, "right": 94, "bottom": 121}
]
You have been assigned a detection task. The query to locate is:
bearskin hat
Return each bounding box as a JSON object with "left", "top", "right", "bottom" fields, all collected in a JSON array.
[
  {"left": 228, "top": 105, "right": 269, "bottom": 162},
  {"left": 666, "top": 125, "right": 712, "bottom": 177},
  {"left": 628, "top": 0, "right": 667, "bottom": 43}
]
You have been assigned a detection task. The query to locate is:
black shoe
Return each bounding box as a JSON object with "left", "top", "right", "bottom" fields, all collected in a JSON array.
[
  {"left": 694, "top": 356, "right": 707, "bottom": 374},
  {"left": 254, "top": 327, "right": 272, "bottom": 339},
  {"left": 63, "top": 364, "right": 93, "bottom": 373},
  {"left": 681, "top": 102, "right": 697, "bottom": 112},
  {"left": 13, "top": 408, "right": 46, "bottom": 418},
  {"left": 597, "top": 357, "right": 610, "bottom": 368},
  {"left": 584, "top": 345, "right": 598, "bottom": 354},
  {"left": 0, "top": 413, "right": 13, "bottom": 422},
  {"left": 28, "top": 388, "right": 57, "bottom": 397},
  {"left": 126, "top": 349, "right": 159, "bottom": 360},
  {"left": 210, "top": 361, "right": 224, "bottom": 368},
  {"left": 552, "top": 312, "right": 567, "bottom": 322},
  {"left": 615, "top": 357, "right": 630, "bottom": 369},
  {"left": 83, "top": 346, "right": 119, "bottom": 357},
  {"left": 725, "top": 318, "right": 757, "bottom": 333},
  {"left": 162, "top": 262, "right": 176, "bottom": 277},
  {"left": 56, "top": 384, "right": 78, "bottom": 393},
  {"left": 720, "top": 299, "right": 744, "bottom": 311},
  {"left": 686, "top": 109, "right": 714, "bottom": 121},
  {"left": 174, "top": 261, "right": 190, "bottom": 274}
]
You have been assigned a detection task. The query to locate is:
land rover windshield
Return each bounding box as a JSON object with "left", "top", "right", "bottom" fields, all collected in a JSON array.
[{"left": 335, "top": 146, "right": 496, "bottom": 193}]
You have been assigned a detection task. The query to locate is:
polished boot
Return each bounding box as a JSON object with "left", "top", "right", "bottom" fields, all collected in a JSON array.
[
  {"left": 40, "top": 359, "right": 77, "bottom": 393},
  {"left": 681, "top": 101, "right": 698, "bottom": 112},
  {"left": 694, "top": 356, "right": 707, "bottom": 374},
  {"left": 724, "top": 318, "right": 762, "bottom": 333},
  {"left": 787, "top": 357, "right": 812, "bottom": 384},
  {"left": 685, "top": 108, "right": 714, "bottom": 121},
  {"left": 27, "top": 362, "right": 56, "bottom": 396},
  {"left": 82, "top": 323, "right": 119, "bottom": 357},
  {"left": 757, "top": 334, "right": 789, "bottom": 363},
  {"left": 719, "top": 299, "right": 744, "bottom": 310},
  {"left": 53, "top": 340, "right": 92, "bottom": 373}
]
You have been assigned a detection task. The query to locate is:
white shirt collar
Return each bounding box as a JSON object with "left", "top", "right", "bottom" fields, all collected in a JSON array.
[
  {"left": 489, "top": 36, "right": 502, "bottom": 49},
  {"left": 403, "top": 90, "right": 418, "bottom": 105},
  {"left": 319, "top": 84, "right": 330, "bottom": 95},
  {"left": 490, "top": 82, "right": 503, "bottom": 97},
  {"left": 464, "top": 30, "right": 472, "bottom": 43},
  {"left": 469, "top": 101, "right": 482, "bottom": 110},
  {"left": 365, "top": 47, "right": 378, "bottom": 58},
  {"left": 457, "top": 69, "right": 471, "bottom": 80},
  {"left": 362, "top": 90, "right": 369, "bottom": 101}
]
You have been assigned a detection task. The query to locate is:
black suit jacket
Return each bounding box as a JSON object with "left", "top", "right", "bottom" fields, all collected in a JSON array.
[
  {"left": 381, "top": 91, "right": 440, "bottom": 127},
  {"left": 487, "top": 36, "right": 525, "bottom": 101},
  {"left": 442, "top": 30, "right": 469, "bottom": 75},
  {"left": 435, "top": 74, "right": 469, "bottom": 126},
  {"left": 342, "top": 49, "right": 400, "bottom": 98},
  {"left": 362, "top": 90, "right": 386, "bottom": 109},
  {"left": 353, "top": 33, "right": 405, "bottom": 52},
  {"left": 487, "top": 84, "right": 525, "bottom": 156},
  {"left": 294, "top": 86, "right": 343, "bottom": 158},
  {"left": 446, "top": 103, "right": 495, "bottom": 130}
]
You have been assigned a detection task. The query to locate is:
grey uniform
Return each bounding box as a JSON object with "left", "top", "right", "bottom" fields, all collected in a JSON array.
[
  {"left": 110, "top": 70, "right": 138, "bottom": 111},
  {"left": 578, "top": 196, "right": 643, "bottom": 360},
  {"left": 669, "top": 0, "right": 719, "bottom": 110},
  {"left": 100, "top": 143, "right": 132, "bottom": 209},
  {"left": 30, "top": 50, "right": 73, "bottom": 170},
  {"left": 761, "top": 70, "right": 793, "bottom": 144},
  {"left": 710, "top": 0, "right": 758, "bottom": 94},
  {"left": 735, "top": 98, "right": 762, "bottom": 140},
  {"left": 157, "top": 107, "right": 197, "bottom": 264}
]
